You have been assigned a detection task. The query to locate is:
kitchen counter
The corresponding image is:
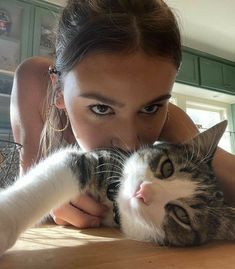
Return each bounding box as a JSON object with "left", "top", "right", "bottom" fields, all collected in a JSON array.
[{"left": 0, "top": 225, "right": 234, "bottom": 269}]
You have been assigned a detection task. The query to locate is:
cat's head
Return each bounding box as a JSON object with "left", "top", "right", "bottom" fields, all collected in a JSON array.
[{"left": 117, "top": 120, "right": 235, "bottom": 246}]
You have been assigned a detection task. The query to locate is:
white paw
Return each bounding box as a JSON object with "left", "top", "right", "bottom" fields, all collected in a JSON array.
[{"left": 0, "top": 214, "right": 18, "bottom": 256}]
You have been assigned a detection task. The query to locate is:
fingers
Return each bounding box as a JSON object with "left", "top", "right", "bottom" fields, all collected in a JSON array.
[
  {"left": 51, "top": 193, "right": 109, "bottom": 229},
  {"left": 53, "top": 217, "right": 68, "bottom": 226},
  {"left": 52, "top": 203, "right": 102, "bottom": 228},
  {"left": 70, "top": 194, "right": 108, "bottom": 217}
]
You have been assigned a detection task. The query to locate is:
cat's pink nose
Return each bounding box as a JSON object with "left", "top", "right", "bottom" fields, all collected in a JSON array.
[{"left": 134, "top": 182, "right": 153, "bottom": 205}]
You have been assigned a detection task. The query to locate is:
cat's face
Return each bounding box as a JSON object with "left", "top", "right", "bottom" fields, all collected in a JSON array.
[{"left": 117, "top": 121, "right": 235, "bottom": 246}]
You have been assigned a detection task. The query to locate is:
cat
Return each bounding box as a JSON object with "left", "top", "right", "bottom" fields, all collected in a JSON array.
[{"left": 0, "top": 120, "right": 234, "bottom": 256}]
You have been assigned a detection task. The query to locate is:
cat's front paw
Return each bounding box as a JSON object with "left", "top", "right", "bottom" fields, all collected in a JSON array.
[{"left": 0, "top": 215, "right": 17, "bottom": 256}]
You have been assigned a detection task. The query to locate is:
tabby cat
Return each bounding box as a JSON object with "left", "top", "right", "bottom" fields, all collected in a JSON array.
[{"left": 0, "top": 120, "right": 234, "bottom": 255}]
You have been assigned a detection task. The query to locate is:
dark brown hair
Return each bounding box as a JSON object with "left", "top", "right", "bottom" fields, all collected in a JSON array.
[{"left": 55, "top": 0, "right": 181, "bottom": 74}]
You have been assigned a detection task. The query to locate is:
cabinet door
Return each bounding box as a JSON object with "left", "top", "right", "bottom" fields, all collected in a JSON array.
[
  {"left": 200, "top": 58, "right": 225, "bottom": 91},
  {"left": 0, "top": 94, "right": 10, "bottom": 129},
  {"left": 200, "top": 57, "right": 235, "bottom": 94},
  {"left": 0, "top": 0, "right": 32, "bottom": 72},
  {"left": 223, "top": 64, "right": 235, "bottom": 94},
  {"left": 0, "top": 71, "right": 13, "bottom": 130},
  {"left": 0, "top": 72, "right": 13, "bottom": 95},
  {"left": 176, "top": 52, "right": 199, "bottom": 86},
  {"left": 33, "top": 7, "right": 59, "bottom": 58}
]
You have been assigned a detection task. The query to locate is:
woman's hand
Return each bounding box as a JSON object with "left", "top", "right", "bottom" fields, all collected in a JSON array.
[{"left": 51, "top": 194, "right": 109, "bottom": 228}]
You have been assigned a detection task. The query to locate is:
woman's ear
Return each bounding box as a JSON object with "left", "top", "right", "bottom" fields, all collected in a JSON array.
[
  {"left": 49, "top": 73, "right": 65, "bottom": 109},
  {"left": 54, "top": 90, "right": 65, "bottom": 109}
]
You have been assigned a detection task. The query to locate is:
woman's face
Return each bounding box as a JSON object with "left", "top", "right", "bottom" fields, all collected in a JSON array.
[{"left": 60, "top": 52, "right": 177, "bottom": 151}]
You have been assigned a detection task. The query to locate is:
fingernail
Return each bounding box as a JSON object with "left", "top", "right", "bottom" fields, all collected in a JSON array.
[{"left": 91, "top": 219, "right": 100, "bottom": 228}]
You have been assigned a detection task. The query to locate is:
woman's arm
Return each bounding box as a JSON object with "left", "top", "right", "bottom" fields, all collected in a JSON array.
[
  {"left": 11, "top": 57, "right": 51, "bottom": 174},
  {"left": 161, "top": 103, "right": 235, "bottom": 205},
  {"left": 213, "top": 148, "right": 235, "bottom": 205},
  {"left": 10, "top": 57, "right": 108, "bottom": 227}
]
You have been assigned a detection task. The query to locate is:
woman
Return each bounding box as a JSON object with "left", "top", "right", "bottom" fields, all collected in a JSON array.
[{"left": 10, "top": 0, "right": 235, "bottom": 229}]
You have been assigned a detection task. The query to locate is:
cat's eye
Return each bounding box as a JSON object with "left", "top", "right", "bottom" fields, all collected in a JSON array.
[
  {"left": 166, "top": 204, "right": 191, "bottom": 226},
  {"left": 160, "top": 159, "right": 174, "bottom": 178},
  {"left": 173, "top": 206, "right": 190, "bottom": 225}
]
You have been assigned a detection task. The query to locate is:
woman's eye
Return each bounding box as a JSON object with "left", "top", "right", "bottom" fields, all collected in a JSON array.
[
  {"left": 140, "top": 104, "right": 161, "bottom": 114},
  {"left": 89, "top": 104, "right": 113, "bottom": 116},
  {"left": 160, "top": 159, "right": 174, "bottom": 178}
]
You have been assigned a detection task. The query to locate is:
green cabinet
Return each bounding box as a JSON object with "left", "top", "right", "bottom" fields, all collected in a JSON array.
[
  {"left": 0, "top": 71, "right": 13, "bottom": 95},
  {"left": 0, "top": 71, "right": 13, "bottom": 130},
  {"left": 200, "top": 58, "right": 224, "bottom": 90},
  {"left": 176, "top": 52, "right": 199, "bottom": 86},
  {"left": 0, "top": 0, "right": 61, "bottom": 131},
  {"left": 33, "top": 6, "right": 59, "bottom": 58},
  {"left": 175, "top": 48, "right": 235, "bottom": 95},
  {"left": 200, "top": 57, "right": 235, "bottom": 94},
  {"left": 0, "top": 0, "right": 60, "bottom": 74},
  {"left": 0, "top": 0, "right": 32, "bottom": 72},
  {"left": 0, "top": 94, "right": 10, "bottom": 129},
  {"left": 223, "top": 64, "right": 235, "bottom": 94}
]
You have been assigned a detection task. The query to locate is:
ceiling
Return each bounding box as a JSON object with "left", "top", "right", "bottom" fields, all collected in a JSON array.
[
  {"left": 165, "top": 0, "right": 235, "bottom": 62},
  {"left": 46, "top": 0, "right": 235, "bottom": 62}
]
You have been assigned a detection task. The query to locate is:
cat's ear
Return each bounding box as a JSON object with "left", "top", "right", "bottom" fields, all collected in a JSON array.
[{"left": 184, "top": 120, "right": 227, "bottom": 158}]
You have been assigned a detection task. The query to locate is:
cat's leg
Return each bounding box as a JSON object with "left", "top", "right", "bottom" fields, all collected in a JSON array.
[{"left": 0, "top": 147, "right": 82, "bottom": 255}]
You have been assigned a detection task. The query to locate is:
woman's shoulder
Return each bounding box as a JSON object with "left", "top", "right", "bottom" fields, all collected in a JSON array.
[
  {"left": 15, "top": 56, "right": 53, "bottom": 81},
  {"left": 13, "top": 57, "right": 53, "bottom": 101},
  {"left": 159, "top": 102, "right": 199, "bottom": 143},
  {"left": 12, "top": 57, "right": 54, "bottom": 122}
]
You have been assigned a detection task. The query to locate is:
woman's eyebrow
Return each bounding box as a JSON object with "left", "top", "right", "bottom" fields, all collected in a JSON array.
[
  {"left": 78, "top": 93, "right": 125, "bottom": 107},
  {"left": 78, "top": 92, "right": 171, "bottom": 107},
  {"left": 143, "top": 94, "right": 171, "bottom": 106}
]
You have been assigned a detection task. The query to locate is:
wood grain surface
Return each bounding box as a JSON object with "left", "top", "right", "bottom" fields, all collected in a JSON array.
[{"left": 0, "top": 225, "right": 234, "bottom": 269}]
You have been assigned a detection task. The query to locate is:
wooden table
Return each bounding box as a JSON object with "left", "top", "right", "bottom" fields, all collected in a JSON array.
[{"left": 0, "top": 225, "right": 234, "bottom": 269}]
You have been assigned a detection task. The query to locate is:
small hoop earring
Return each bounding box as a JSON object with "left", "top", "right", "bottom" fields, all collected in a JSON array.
[
  {"left": 166, "top": 111, "right": 170, "bottom": 124},
  {"left": 47, "top": 105, "right": 69, "bottom": 132}
]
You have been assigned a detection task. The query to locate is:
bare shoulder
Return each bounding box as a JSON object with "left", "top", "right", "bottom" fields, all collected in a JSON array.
[
  {"left": 11, "top": 57, "right": 53, "bottom": 173},
  {"left": 15, "top": 56, "right": 53, "bottom": 78},
  {"left": 12, "top": 57, "right": 53, "bottom": 118},
  {"left": 159, "top": 102, "right": 199, "bottom": 143}
]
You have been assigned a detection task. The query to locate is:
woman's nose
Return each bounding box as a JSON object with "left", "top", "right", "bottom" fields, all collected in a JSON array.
[{"left": 111, "top": 124, "right": 142, "bottom": 152}]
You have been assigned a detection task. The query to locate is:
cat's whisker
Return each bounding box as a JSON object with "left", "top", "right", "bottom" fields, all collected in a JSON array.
[
  {"left": 182, "top": 144, "right": 190, "bottom": 169},
  {"left": 105, "top": 176, "right": 121, "bottom": 182},
  {"left": 95, "top": 148, "right": 127, "bottom": 165},
  {"left": 109, "top": 151, "right": 127, "bottom": 165},
  {"left": 111, "top": 148, "right": 129, "bottom": 160},
  {"left": 93, "top": 170, "right": 123, "bottom": 177},
  {"left": 94, "top": 170, "right": 122, "bottom": 177},
  {"left": 95, "top": 163, "right": 123, "bottom": 172}
]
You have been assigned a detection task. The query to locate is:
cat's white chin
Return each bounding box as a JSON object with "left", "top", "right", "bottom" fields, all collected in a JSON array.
[{"left": 119, "top": 212, "right": 165, "bottom": 244}]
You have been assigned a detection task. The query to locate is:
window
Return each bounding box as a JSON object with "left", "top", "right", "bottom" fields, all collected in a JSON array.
[
  {"left": 186, "top": 102, "right": 232, "bottom": 153},
  {"left": 171, "top": 91, "right": 234, "bottom": 154}
]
